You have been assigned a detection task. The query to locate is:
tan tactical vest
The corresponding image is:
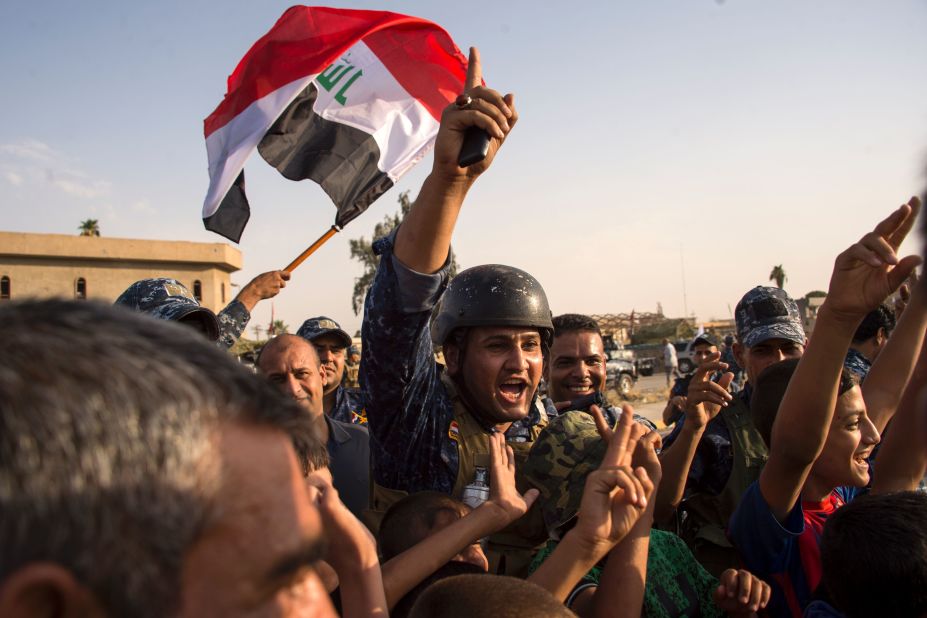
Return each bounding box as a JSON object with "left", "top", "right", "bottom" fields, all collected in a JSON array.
[
  {"left": 343, "top": 363, "right": 360, "bottom": 389},
  {"left": 677, "top": 395, "right": 768, "bottom": 576},
  {"left": 369, "top": 374, "right": 548, "bottom": 576}
]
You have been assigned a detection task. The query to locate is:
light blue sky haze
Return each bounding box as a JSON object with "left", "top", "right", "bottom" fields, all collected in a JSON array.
[{"left": 1, "top": 1, "right": 925, "bottom": 335}]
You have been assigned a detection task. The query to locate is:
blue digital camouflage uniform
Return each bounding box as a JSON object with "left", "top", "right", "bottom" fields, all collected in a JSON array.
[
  {"left": 360, "top": 234, "right": 546, "bottom": 495},
  {"left": 216, "top": 300, "right": 250, "bottom": 349},
  {"left": 661, "top": 286, "right": 804, "bottom": 497},
  {"left": 843, "top": 348, "right": 871, "bottom": 383},
  {"left": 330, "top": 385, "right": 367, "bottom": 425},
  {"left": 115, "top": 278, "right": 251, "bottom": 349}
]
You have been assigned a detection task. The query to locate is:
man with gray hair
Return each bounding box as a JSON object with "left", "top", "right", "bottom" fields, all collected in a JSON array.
[{"left": 0, "top": 299, "right": 344, "bottom": 617}]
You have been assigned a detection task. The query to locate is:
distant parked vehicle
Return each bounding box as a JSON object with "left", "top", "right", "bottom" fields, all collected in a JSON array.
[
  {"left": 606, "top": 349, "right": 639, "bottom": 397},
  {"left": 674, "top": 340, "right": 698, "bottom": 374}
]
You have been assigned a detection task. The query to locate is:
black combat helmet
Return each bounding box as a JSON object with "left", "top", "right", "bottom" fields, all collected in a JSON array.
[{"left": 431, "top": 264, "right": 553, "bottom": 346}]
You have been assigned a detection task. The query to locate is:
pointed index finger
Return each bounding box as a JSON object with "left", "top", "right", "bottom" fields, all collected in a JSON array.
[
  {"left": 465, "top": 46, "right": 482, "bottom": 91},
  {"left": 694, "top": 352, "right": 723, "bottom": 381},
  {"left": 590, "top": 404, "right": 612, "bottom": 441},
  {"left": 601, "top": 404, "right": 633, "bottom": 468},
  {"left": 873, "top": 202, "right": 912, "bottom": 241},
  {"left": 888, "top": 196, "right": 921, "bottom": 249}
]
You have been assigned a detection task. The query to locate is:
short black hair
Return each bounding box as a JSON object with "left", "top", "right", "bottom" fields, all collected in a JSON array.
[
  {"left": 408, "top": 574, "right": 576, "bottom": 618},
  {"left": 852, "top": 304, "right": 896, "bottom": 343},
  {"left": 552, "top": 313, "right": 602, "bottom": 338},
  {"left": 752, "top": 358, "right": 857, "bottom": 448},
  {"left": 822, "top": 491, "right": 927, "bottom": 617},
  {"left": 392, "top": 562, "right": 487, "bottom": 618},
  {"left": 304, "top": 434, "right": 330, "bottom": 472},
  {"left": 378, "top": 491, "right": 468, "bottom": 561}
]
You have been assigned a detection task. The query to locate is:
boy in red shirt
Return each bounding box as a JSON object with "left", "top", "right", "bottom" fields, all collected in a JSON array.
[{"left": 729, "top": 197, "right": 926, "bottom": 617}]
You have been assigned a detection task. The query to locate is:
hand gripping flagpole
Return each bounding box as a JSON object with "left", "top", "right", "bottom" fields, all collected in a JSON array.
[{"left": 283, "top": 225, "right": 341, "bottom": 273}]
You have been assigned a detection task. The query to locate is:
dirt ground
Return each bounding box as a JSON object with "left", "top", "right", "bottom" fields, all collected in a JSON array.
[{"left": 606, "top": 373, "right": 673, "bottom": 429}]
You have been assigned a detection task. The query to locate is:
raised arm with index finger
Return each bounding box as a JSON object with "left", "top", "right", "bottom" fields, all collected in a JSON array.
[
  {"left": 727, "top": 197, "right": 922, "bottom": 616},
  {"left": 358, "top": 46, "right": 554, "bottom": 577},
  {"left": 394, "top": 47, "right": 518, "bottom": 274}
]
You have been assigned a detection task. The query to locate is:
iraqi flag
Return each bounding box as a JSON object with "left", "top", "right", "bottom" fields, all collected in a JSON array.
[{"left": 202, "top": 6, "right": 468, "bottom": 242}]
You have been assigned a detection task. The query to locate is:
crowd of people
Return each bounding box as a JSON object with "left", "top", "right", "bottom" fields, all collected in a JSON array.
[{"left": 2, "top": 48, "right": 926, "bottom": 618}]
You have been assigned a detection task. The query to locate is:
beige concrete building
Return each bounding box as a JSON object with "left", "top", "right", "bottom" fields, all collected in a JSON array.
[{"left": 0, "top": 231, "right": 242, "bottom": 313}]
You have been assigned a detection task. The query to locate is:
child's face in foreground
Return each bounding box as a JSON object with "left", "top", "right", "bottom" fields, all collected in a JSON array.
[
  {"left": 429, "top": 506, "right": 490, "bottom": 572},
  {"left": 812, "top": 385, "right": 880, "bottom": 489}
]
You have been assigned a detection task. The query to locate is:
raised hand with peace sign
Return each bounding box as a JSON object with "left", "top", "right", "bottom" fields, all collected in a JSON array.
[
  {"left": 527, "top": 405, "right": 655, "bottom": 604},
  {"left": 571, "top": 404, "right": 654, "bottom": 553}
]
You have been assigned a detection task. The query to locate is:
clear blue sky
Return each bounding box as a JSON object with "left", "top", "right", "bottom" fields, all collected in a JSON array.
[{"left": 2, "top": 1, "right": 925, "bottom": 335}]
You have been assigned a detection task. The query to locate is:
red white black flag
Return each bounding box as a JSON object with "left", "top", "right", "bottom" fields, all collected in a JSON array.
[{"left": 202, "top": 6, "right": 468, "bottom": 242}]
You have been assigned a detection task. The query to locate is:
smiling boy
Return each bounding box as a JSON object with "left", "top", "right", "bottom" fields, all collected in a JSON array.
[{"left": 728, "top": 197, "right": 922, "bottom": 617}]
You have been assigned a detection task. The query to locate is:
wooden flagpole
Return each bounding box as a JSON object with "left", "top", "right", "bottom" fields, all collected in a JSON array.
[{"left": 283, "top": 225, "right": 341, "bottom": 273}]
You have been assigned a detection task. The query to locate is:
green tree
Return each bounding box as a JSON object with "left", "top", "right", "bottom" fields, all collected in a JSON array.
[
  {"left": 269, "top": 320, "right": 289, "bottom": 336},
  {"left": 348, "top": 190, "right": 459, "bottom": 315},
  {"left": 78, "top": 219, "right": 100, "bottom": 237},
  {"left": 769, "top": 264, "right": 787, "bottom": 289}
]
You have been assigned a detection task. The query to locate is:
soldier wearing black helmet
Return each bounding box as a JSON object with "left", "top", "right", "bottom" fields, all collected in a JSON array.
[
  {"left": 362, "top": 259, "right": 550, "bottom": 504},
  {"left": 360, "top": 50, "right": 542, "bottom": 570}
]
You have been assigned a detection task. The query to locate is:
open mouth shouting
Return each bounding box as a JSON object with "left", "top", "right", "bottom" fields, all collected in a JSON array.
[{"left": 498, "top": 377, "right": 530, "bottom": 404}]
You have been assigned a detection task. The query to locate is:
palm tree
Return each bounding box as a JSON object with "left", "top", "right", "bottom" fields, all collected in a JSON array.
[
  {"left": 269, "top": 320, "right": 289, "bottom": 336},
  {"left": 78, "top": 219, "right": 100, "bottom": 237},
  {"left": 769, "top": 265, "right": 787, "bottom": 289}
]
